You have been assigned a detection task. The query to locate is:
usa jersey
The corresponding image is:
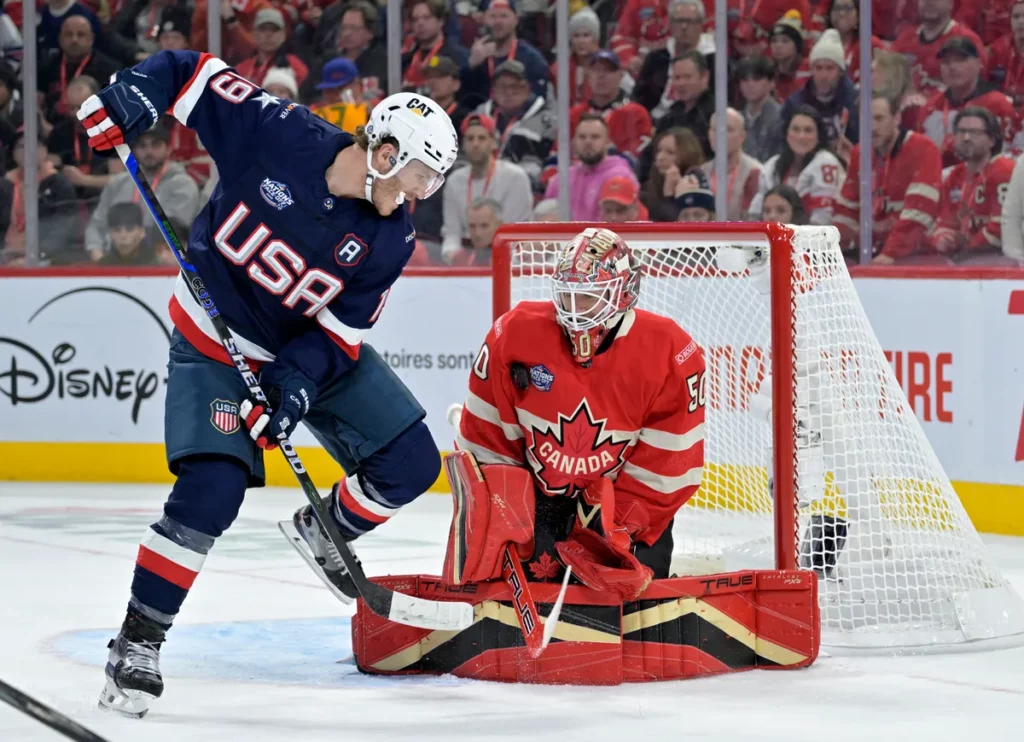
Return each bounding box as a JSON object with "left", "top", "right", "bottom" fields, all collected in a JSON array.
[
  {"left": 456, "top": 302, "right": 706, "bottom": 548},
  {"left": 131, "top": 51, "right": 415, "bottom": 387}
]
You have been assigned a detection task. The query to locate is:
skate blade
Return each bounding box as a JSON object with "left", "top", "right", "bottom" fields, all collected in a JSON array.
[
  {"left": 98, "top": 679, "right": 153, "bottom": 719},
  {"left": 278, "top": 520, "right": 355, "bottom": 605}
]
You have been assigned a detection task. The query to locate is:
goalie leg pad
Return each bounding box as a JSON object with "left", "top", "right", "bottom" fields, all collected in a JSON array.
[{"left": 442, "top": 452, "right": 536, "bottom": 584}]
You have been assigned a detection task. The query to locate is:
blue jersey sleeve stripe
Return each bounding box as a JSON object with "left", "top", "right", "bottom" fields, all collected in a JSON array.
[{"left": 171, "top": 53, "right": 229, "bottom": 126}]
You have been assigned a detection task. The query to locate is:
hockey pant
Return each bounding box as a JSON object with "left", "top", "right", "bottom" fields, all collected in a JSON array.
[{"left": 127, "top": 330, "right": 440, "bottom": 629}]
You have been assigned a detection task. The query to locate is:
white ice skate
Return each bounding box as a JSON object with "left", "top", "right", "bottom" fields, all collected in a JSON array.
[
  {"left": 279, "top": 498, "right": 360, "bottom": 604},
  {"left": 98, "top": 615, "right": 165, "bottom": 719}
]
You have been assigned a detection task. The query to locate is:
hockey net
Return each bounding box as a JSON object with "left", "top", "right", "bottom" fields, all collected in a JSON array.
[{"left": 492, "top": 222, "right": 1024, "bottom": 650}]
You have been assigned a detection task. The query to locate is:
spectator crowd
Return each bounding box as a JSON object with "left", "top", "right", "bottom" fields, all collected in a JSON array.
[{"left": 1, "top": 0, "right": 1024, "bottom": 266}]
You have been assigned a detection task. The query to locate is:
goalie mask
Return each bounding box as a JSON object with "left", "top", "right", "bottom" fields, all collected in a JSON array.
[{"left": 551, "top": 228, "right": 641, "bottom": 366}]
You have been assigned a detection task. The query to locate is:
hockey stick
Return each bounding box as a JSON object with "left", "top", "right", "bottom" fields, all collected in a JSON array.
[
  {"left": 0, "top": 678, "right": 110, "bottom": 742},
  {"left": 115, "top": 144, "right": 473, "bottom": 631}
]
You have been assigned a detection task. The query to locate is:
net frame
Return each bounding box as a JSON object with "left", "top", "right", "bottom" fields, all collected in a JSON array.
[{"left": 491, "top": 221, "right": 1024, "bottom": 652}]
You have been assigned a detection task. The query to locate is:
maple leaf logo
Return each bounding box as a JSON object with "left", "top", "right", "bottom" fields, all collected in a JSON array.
[
  {"left": 528, "top": 552, "right": 561, "bottom": 580},
  {"left": 526, "top": 399, "right": 630, "bottom": 496}
]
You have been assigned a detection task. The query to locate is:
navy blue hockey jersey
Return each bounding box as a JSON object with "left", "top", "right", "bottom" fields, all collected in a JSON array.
[{"left": 133, "top": 51, "right": 416, "bottom": 387}]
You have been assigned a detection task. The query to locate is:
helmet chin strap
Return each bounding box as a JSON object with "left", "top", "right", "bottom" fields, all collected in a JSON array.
[{"left": 364, "top": 146, "right": 406, "bottom": 206}]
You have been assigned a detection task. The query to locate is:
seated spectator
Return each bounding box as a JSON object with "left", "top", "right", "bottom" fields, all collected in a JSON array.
[
  {"left": 1000, "top": 152, "right": 1024, "bottom": 262},
  {"left": 309, "top": 58, "right": 369, "bottom": 134},
  {"left": 401, "top": 0, "right": 467, "bottom": 93},
  {"left": 191, "top": 0, "right": 262, "bottom": 65},
  {"left": 156, "top": 6, "right": 192, "bottom": 51},
  {"left": 86, "top": 127, "right": 199, "bottom": 262},
  {"left": 930, "top": 107, "right": 1016, "bottom": 257},
  {"left": 568, "top": 50, "right": 652, "bottom": 163},
  {"left": 732, "top": 1, "right": 812, "bottom": 53},
  {"left": 825, "top": 0, "right": 887, "bottom": 84},
  {"left": 462, "top": 0, "right": 550, "bottom": 109},
  {"left": 114, "top": 0, "right": 181, "bottom": 57},
  {"left": 674, "top": 170, "right": 715, "bottom": 222},
  {"left": 919, "top": 38, "right": 1017, "bottom": 167},
  {"left": 544, "top": 113, "right": 639, "bottom": 221},
  {"left": 872, "top": 50, "right": 928, "bottom": 131},
  {"left": 701, "top": 108, "right": 762, "bottom": 220},
  {"left": 38, "top": 0, "right": 102, "bottom": 59},
  {"left": 0, "top": 129, "right": 77, "bottom": 265},
  {"left": 262, "top": 66, "right": 299, "bottom": 99},
  {"left": 748, "top": 105, "right": 845, "bottom": 225},
  {"left": 38, "top": 16, "right": 119, "bottom": 128},
  {"left": 770, "top": 11, "right": 811, "bottom": 103},
  {"left": 634, "top": 0, "right": 712, "bottom": 120},
  {"left": 533, "top": 198, "right": 560, "bottom": 222},
  {"left": 0, "top": 63, "right": 21, "bottom": 166},
  {"left": 550, "top": 6, "right": 602, "bottom": 108},
  {"left": 475, "top": 59, "right": 555, "bottom": 191},
  {"left": 423, "top": 55, "right": 470, "bottom": 135},
  {"left": 957, "top": 0, "right": 1016, "bottom": 48},
  {"left": 761, "top": 183, "right": 808, "bottom": 224},
  {"left": 235, "top": 8, "right": 309, "bottom": 88},
  {"left": 641, "top": 126, "right": 707, "bottom": 222},
  {"left": 598, "top": 175, "right": 650, "bottom": 222},
  {"left": 449, "top": 197, "right": 501, "bottom": 266},
  {"left": 891, "top": 0, "right": 985, "bottom": 95},
  {"left": 782, "top": 29, "right": 859, "bottom": 161},
  {"left": 442, "top": 113, "right": 533, "bottom": 262},
  {"left": 636, "top": 50, "right": 714, "bottom": 178},
  {"left": 610, "top": 0, "right": 670, "bottom": 77},
  {"left": 46, "top": 74, "right": 112, "bottom": 198},
  {"left": 737, "top": 56, "right": 782, "bottom": 164},
  {"left": 833, "top": 92, "right": 942, "bottom": 263},
  {"left": 99, "top": 203, "right": 158, "bottom": 266},
  {"left": 986, "top": 1, "right": 1024, "bottom": 112}
]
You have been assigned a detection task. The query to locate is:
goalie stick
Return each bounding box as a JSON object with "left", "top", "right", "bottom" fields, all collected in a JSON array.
[
  {"left": 0, "top": 678, "right": 110, "bottom": 742},
  {"left": 115, "top": 144, "right": 474, "bottom": 632}
]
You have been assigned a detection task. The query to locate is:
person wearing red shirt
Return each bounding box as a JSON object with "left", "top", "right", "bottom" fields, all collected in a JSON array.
[
  {"left": 550, "top": 7, "right": 601, "bottom": 108},
  {"left": 234, "top": 8, "right": 308, "bottom": 88},
  {"left": 931, "top": 106, "right": 1016, "bottom": 255},
  {"left": 192, "top": 0, "right": 267, "bottom": 65},
  {"left": 400, "top": 0, "right": 467, "bottom": 93},
  {"left": 598, "top": 175, "right": 651, "bottom": 221},
  {"left": 610, "top": 0, "right": 671, "bottom": 76},
  {"left": 717, "top": 0, "right": 812, "bottom": 51},
  {"left": 770, "top": 11, "right": 811, "bottom": 102},
  {"left": 834, "top": 92, "right": 943, "bottom": 263},
  {"left": 955, "top": 0, "right": 1014, "bottom": 47},
  {"left": 568, "top": 50, "right": 653, "bottom": 163},
  {"left": 986, "top": 0, "right": 1024, "bottom": 110},
  {"left": 891, "top": 0, "right": 985, "bottom": 94},
  {"left": 824, "top": 0, "right": 887, "bottom": 84},
  {"left": 918, "top": 38, "right": 1017, "bottom": 167}
]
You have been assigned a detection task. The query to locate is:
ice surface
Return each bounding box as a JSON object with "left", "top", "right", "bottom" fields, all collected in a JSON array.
[{"left": 2, "top": 483, "right": 1022, "bottom": 742}]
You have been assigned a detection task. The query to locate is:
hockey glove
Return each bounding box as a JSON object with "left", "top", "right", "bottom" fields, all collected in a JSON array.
[
  {"left": 239, "top": 365, "right": 316, "bottom": 450},
  {"left": 77, "top": 68, "right": 169, "bottom": 151}
]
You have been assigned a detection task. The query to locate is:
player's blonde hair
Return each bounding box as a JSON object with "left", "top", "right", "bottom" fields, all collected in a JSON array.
[{"left": 354, "top": 125, "right": 399, "bottom": 152}]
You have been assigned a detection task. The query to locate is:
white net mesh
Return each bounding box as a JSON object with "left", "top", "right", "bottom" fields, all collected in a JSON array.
[{"left": 498, "top": 224, "right": 1024, "bottom": 650}]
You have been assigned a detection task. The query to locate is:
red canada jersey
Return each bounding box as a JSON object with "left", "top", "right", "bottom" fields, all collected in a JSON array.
[
  {"left": 569, "top": 97, "right": 653, "bottom": 160},
  {"left": 773, "top": 58, "right": 811, "bottom": 103},
  {"left": 457, "top": 301, "right": 706, "bottom": 547},
  {"left": 610, "top": 0, "right": 671, "bottom": 67},
  {"left": 891, "top": 21, "right": 986, "bottom": 94},
  {"left": 918, "top": 86, "right": 1018, "bottom": 167},
  {"left": 933, "top": 155, "right": 1016, "bottom": 251},
  {"left": 986, "top": 35, "right": 1024, "bottom": 110},
  {"left": 956, "top": 0, "right": 1013, "bottom": 46}
]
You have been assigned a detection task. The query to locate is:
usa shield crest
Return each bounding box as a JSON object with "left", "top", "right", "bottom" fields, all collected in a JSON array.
[{"left": 210, "top": 399, "right": 240, "bottom": 435}]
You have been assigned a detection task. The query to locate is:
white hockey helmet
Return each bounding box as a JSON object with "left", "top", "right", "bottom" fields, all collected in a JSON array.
[{"left": 363, "top": 92, "right": 459, "bottom": 202}]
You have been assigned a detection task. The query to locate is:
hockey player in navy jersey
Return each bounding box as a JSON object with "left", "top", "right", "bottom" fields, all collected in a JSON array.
[{"left": 77, "top": 50, "right": 459, "bottom": 718}]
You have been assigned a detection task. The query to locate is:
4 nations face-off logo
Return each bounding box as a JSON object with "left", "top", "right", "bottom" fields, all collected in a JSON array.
[{"left": 525, "top": 399, "right": 632, "bottom": 496}]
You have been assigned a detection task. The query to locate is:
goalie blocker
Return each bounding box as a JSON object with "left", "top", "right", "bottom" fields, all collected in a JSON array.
[{"left": 351, "top": 453, "right": 820, "bottom": 684}]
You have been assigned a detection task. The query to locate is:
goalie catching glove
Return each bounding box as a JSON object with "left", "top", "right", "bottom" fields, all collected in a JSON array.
[{"left": 239, "top": 364, "right": 315, "bottom": 450}]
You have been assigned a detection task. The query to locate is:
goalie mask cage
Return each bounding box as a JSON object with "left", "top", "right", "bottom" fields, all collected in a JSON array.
[{"left": 491, "top": 222, "right": 1024, "bottom": 651}]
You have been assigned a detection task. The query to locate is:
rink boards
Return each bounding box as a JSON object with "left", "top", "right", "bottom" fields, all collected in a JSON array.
[{"left": 0, "top": 269, "right": 1021, "bottom": 535}]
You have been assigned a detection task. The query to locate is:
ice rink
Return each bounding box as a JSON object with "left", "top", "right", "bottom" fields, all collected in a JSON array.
[{"left": 2, "top": 482, "right": 1023, "bottom": 742}]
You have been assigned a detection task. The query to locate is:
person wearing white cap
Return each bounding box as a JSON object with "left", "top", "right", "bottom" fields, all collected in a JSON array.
[
  {"left": 262, "top": 66, "right": 299, "bottom": 100},
  {"left": 778, "top": 27, "right": 859, "bottom": 160}
]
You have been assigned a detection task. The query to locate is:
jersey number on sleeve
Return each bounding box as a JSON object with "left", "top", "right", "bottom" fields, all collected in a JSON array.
[
  {"left": 210, "top": 72, "right": 256, "bottom": 104},
  {"left": 472, "top": 343, "right": 489, "bottom": 381},
  {"left": 214, "top": 202, "right": 343, "bottom": 316},
  {"left": 686, "top": 371, "right": 707, "bottom": 413}
]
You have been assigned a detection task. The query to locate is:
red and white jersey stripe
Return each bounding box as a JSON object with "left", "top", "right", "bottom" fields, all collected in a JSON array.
[
  {"left": 136, "top": 527, "right": 208, "bottom": 590},
  {"left": 457, "top": 302, "right": 706, "bottom": 547}
]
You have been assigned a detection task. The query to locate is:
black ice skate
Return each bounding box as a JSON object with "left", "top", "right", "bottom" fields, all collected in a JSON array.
[
  {"left": 279, "top": 494, "right": 361, "bottom": 604},
  {"left": 98, "top": 612, "right": 165, "bottom": 719}
]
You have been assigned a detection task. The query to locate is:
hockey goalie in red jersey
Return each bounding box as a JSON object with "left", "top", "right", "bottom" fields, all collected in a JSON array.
[{"left": 451, "top": 227, "right": 706, "bottom": 600}]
